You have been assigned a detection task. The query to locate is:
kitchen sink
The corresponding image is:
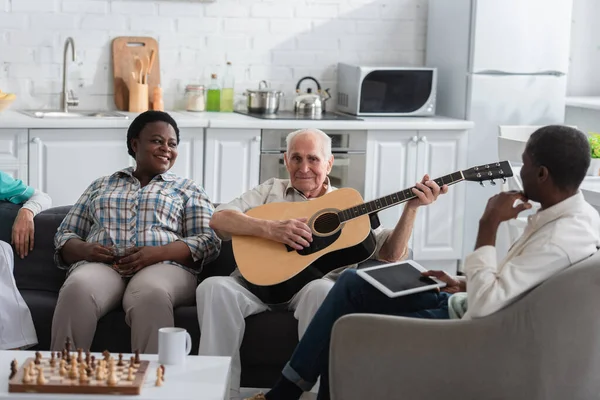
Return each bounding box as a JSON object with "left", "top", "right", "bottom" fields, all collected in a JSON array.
[{"left": 20, "top": 110, "right": 129, "bottom": 119}]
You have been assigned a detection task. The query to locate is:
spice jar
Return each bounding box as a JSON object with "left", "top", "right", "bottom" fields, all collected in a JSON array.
[{"left": 185, "top": 84, "right": 206, "bottom": 112}]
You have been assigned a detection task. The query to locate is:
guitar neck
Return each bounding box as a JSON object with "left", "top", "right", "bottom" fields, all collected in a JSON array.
[{"left": 338, "top": 171, "right": 465, "bottom": 223}]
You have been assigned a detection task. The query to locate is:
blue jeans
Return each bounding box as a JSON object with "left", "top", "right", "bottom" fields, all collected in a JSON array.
[{"left": 281, "top": 268, "right": 450, "bottom": 400}]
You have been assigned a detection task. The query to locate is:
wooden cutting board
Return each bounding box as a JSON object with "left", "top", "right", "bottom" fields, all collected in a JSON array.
[{"left": 112, "top": 36, "right": 161, "bottom": 111}]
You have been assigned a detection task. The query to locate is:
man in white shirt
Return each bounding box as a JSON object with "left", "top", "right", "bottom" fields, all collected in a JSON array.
[
  {"left": 247, "top": 125, "right": 600, "bottom": 400},
  {"left": 196, "top": 128, "right": 447, "bottom": 399},
  {"left": 0, "top": 170, "right": 52, "bottom": 349}
]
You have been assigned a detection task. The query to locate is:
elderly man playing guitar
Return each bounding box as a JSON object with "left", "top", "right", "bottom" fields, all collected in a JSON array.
[{"left": 196, "top": 128, "right": 447, "bottom": 399}]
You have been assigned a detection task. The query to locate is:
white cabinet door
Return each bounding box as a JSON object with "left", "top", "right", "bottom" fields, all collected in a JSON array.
[
  {"left": 1, "top": 166, "right": 26, "bottom": 181},
  {"left": 365, "top": 130, "right": 419, "bottom": 233},
  {"left": 168, "top": 128, "right": 204, "bottom": 185},
  {"left": 29, "top": 129, "right": 132, "bottom": 207},
  {"left": 204, "top": 128, "right": 261, "bottom": 204},
  {"left": 412, "top": 130, "right": 468, "bottom": 265},
  {"left": 0, "top": 129, "right": 28, "bottom": 182}
]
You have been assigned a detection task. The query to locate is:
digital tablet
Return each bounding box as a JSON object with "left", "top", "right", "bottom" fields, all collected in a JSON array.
[{"left": 356, "top": 260, "right": 446, "bottom": 298}]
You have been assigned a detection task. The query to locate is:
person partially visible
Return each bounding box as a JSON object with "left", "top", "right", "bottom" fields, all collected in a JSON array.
[
  {"left": 50, "top": 111, "right": 220, "bottom": 354},
  {"left": 0, "top": 171, "right": 52, "bottom": 349},
  {"left": 246, "top": 125, "right": 600, "bottom": 400}
]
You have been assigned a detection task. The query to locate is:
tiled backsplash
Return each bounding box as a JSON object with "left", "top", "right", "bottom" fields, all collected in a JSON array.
[{"left": 0, "top": 0, "right": 427, "bottom": 110}]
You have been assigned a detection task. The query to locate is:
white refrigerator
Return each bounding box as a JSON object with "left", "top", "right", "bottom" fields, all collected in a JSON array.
[{"left": 425, "top": 0, "right": 573, "bottom": 261}]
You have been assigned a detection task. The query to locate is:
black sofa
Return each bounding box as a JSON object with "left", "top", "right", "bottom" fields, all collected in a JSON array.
[{"left": 0, "top": 202, "right": 299, "bottom": 388}]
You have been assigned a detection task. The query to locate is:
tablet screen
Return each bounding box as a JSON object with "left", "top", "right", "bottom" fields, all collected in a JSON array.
[{"left": 361, "top": 262, "right": 437, "bottom": 292}]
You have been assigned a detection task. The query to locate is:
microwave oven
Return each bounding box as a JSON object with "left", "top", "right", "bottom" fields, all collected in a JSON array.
[{"left": 336, "top": 63, "right": 437, "bottom": 116}]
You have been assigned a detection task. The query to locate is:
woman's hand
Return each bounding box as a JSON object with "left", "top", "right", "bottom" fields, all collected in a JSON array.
[
  {"left": 116, "top": 246, "right": 162, "bottom": 275},
  {"left": 12, "top": 209, "right": 35, "bottom": 259},
  {"left": 82, "top": 242, "right": 115, "bottom": 264}
]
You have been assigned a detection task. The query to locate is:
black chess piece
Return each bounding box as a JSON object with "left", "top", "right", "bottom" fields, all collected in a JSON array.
[
  {"left": 9, "top": 359, "right": 17, "bottom": 380},
  {"left": 117, "top": 353, "right": 123, "bottom": 367},
  {"left": 134, "top": 350, "right": 140, "bottom": 364}
]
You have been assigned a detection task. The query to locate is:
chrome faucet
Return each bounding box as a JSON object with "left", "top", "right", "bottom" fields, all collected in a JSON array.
[{"left": 61, "top": 37, "right": 79, "bottom": 112}]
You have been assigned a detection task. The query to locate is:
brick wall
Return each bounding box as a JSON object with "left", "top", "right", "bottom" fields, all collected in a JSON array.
[{"left": 0, "top": 0, "right": 428, "bottom": 110}]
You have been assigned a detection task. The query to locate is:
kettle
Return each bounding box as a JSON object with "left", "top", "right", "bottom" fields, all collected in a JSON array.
[{"left": 294, "top": 76, "right": 331, "bottom": 115}]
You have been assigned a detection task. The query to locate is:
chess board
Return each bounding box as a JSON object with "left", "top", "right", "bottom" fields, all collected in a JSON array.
[{"left": 8, "top": 357, "right": 150, "bottom": 395}]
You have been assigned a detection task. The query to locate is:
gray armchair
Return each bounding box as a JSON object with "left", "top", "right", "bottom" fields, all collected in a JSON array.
[{"left": 330, "top": 251, "right": 600, "bottom": 400}]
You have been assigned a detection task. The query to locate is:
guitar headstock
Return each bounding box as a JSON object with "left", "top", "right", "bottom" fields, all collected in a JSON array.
[{"left": 462, "top": 161, "right": 514, "bottom": 185}]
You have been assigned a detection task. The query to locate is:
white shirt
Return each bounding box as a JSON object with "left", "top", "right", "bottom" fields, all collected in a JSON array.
[
  {"left": 22, "top": 189, "right": 52, "bottom": 216},
  {"left": 459, "top": 191, "right": 600, "bottom": 320}
]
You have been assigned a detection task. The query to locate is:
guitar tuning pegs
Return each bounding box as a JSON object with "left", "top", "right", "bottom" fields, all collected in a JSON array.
[
  {"left": 490, "top": 180, "right": 496, "bottom": 186},
  {"left": 502, "top": 177, "right": 507, "bottom": 183},
  {"left": 479, "top": 181, "right": 485, "bottom": 187}
]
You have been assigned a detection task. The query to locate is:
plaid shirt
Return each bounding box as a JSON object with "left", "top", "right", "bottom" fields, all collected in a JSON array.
[{"left": 54, "top": 167, "right": 220, "bottom": 276}]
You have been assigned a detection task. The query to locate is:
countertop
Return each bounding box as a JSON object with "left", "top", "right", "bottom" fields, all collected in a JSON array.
[
  {"left": 0, "top": 110, "right": 474, "bottom": 131},
  {"left": 566, "top": 96, "right": 600, "bottom": 111}
]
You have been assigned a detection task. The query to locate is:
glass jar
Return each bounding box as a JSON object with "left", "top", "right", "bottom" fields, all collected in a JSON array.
[{"left": 185, "top": 84, "right": 206, "bottom": 112}]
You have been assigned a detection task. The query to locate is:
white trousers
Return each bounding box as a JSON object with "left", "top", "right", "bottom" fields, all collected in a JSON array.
[
  {"left": 196, "top": 276, "right": 334, "bottom": 395},
  {"left": 0, "top": 241, "right": 37, "bottom": 349}
]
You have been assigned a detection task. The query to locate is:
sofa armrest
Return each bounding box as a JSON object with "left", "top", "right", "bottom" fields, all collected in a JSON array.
[{"left": 328, "top": 313, "right": 537, "bottom": 400}]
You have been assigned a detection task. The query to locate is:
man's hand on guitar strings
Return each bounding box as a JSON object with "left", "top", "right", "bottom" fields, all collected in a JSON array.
[
  {"left": 407, "top": 174, "right": 449, "bottom": 209},
  {"left": 268, "top": 218, "right": 313, "bottom": 250}
]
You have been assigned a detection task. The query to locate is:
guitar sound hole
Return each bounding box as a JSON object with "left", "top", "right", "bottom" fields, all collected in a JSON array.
[{"left": 313, "top": 213, "right": 341, "bottom": 235}]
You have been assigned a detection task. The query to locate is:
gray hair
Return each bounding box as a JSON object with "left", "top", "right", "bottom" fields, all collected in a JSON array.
[{"left": 285, "top": 128, "right": 333, "bottom": 159}]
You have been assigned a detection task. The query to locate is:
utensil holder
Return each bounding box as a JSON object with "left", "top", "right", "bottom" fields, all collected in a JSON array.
[{"left": 129, "top": 82, "right": 149, "bottom": 112}]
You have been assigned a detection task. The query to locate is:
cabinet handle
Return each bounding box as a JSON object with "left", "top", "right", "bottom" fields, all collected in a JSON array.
[
  {"left": 420, "top": 136, "right": 427, "bottom": 143},
  {"left": 411, "top": 136, "right": 418, "bottom": 143},
  {"left": 253, "top": 136, "right": 261, "bottom": 142},
  {"left": 31, "top": 137, "right": 41, "bottom": 144}
]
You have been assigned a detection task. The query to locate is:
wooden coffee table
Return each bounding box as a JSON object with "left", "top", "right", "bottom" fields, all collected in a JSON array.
[{"left": 0, "top": 350, "right": 231, "bottom": 400}]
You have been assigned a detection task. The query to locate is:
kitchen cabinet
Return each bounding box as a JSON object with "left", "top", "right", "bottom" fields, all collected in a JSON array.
[
  {"left": 28, "top": 129, "right": 133, "bottom": 207},
  {"left": 204, "top": 128, "right": 261, "bottom": 204},
  {"left": 28, "top": 128, "right": 204, "bottom": 207},
  {"left": 365, "top": 129, "right": 468, "bottom": 273},
  {"left": 0, "top": 129, "right": 28, "bottom": 182}
]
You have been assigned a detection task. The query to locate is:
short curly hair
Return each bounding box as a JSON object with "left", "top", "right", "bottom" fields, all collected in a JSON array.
[
  {"left": 126, "top": 111, "right": 180, "bottom": 158},
  {"left": 525, "top": 125, "right": 590, "bottom": 191}
]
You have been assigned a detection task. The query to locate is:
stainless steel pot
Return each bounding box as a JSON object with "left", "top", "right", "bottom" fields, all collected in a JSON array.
[{"left": 245, "top": 80, "right": 284, "bottom": 114}]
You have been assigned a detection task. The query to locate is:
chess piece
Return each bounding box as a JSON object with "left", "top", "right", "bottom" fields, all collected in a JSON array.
[
  {"left": 155, "top": 367, "right": 163, "bottom": 387},
  {"left": 127, "top": 366, "right": 135, "bottom": 381},
  {"left": 95, "top": 364, "right": 103, "bottom": 380},
  {"left": 90, "top": 355, "right": 96, "bottom": 369},
  {"left": 77, "top": 348, "right": 83, "bottom": 363},
  {"left": 22, "top": 365, "right": 32, "bottom": 384},
  {"left": 69, "top": 358, "right": 78, "bottom": 380},
  {"left": 85, "top": 350, "right": 91, "bottom": 366},
  {"left": 50, "top": 351, "right": 56, "bottom": 367},
  {"left": 134, "top": 350, "right": 140, "bottom": 365},
  {"left": 102, "top": 350, "right": 110, "bottom": 362},
  {"left": 79, "top": 364, "right": 88, "bottom": 383},
  {"left": 107, "top": 369, "right": 118, "bottom": 386},
  {"left": 117, "top": 353, "right": 124, "bottom": 366},
  {"left": 36, "top": 366, "right": 46, "bottom": 385},
  {"left": 129, "top": 356, "right": 135, "bottom": 368},
  {"left": 34, "top": 351, "right": 42, "bottom": 365},
  {"left": 160, "top": 364, "right": 165, "bottom": 381},
  {"left": 9, "top": 359, "right": 18, "bottom": 380},
  {"left": 59, "top": 360, "right": 67, "bottom": 377}
]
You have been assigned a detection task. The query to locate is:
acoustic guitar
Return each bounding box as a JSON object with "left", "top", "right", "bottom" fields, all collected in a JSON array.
[{"left": 233, "top": 161, "right": 513, "bottom": 304}]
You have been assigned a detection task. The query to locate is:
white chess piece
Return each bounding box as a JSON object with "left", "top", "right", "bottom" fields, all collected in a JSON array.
[
  {"left": 36, "top": 366, "right": 46, "bottom": 385},
  {"left": 127, "top": 366, "right": 135, "bottom": 382}
]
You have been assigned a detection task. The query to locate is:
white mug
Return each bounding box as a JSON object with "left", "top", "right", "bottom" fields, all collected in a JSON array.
[{"left": 158, "top": 327, "right": 192, "bottom": 365}]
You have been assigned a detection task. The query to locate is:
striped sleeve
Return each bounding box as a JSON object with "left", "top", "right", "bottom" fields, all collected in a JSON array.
[
  {"left": 179, "top": 184, "right": 221, "bottom": 270},
  {"left": 54, "top": 178, "right": 101, "bottom": 268}
]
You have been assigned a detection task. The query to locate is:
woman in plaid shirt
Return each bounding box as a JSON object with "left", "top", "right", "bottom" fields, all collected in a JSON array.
[{"left": 50, "top": 111, "right": 220, "bottom": 354}]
